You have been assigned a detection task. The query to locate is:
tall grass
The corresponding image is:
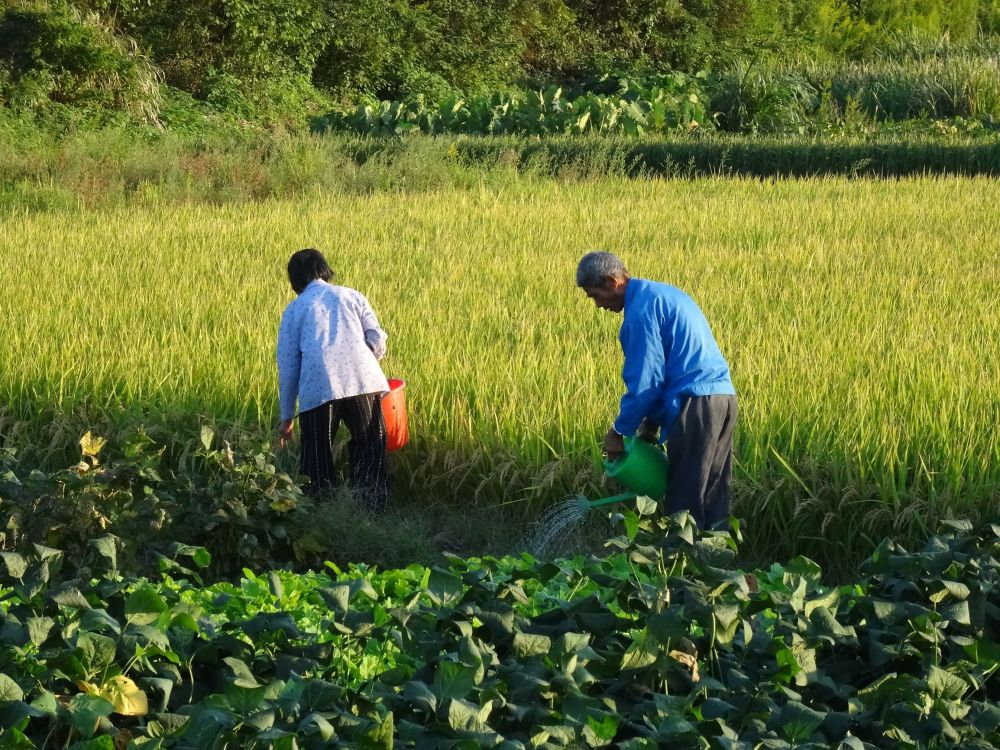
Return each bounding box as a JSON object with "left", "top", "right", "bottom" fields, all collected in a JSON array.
[{"left": 0, "top": 176, "right": 997, "bottom": 570}]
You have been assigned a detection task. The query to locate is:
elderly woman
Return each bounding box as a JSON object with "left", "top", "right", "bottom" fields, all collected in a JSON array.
[{"left": 276, "top": 248, "right": 391, "bottom": 513}]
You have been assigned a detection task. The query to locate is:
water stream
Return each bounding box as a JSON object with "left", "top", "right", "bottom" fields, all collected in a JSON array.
[{"left": 523, "top": 495, "right": 590, "bottom": 557}]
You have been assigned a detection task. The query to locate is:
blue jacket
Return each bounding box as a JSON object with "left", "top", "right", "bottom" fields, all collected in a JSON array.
[{"left": 613, "top": 278, "right": 735, "bottom": 437}]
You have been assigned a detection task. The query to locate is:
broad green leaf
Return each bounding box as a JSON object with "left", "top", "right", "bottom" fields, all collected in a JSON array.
[
  {"left": 68, "top": 693, "right": 114, "bottom": 739},
  {"left": 512, "top": 632, "right": 550, "bottom": 658},
  {"left": 701, "top": 697, "right": 737, "bottom": 720},
  {"left": 656, "top": 715, "right": 697, "bottom": 740},
  {"left": 51, "top": 586, "right": 92, "bottom": 610},
  {"left": 88, "top": 536, "right": 117, "bottom": 570},
  {"left": 427, "top": 568, "right": 463, "bottom": 607},
  {"left": 961, "top": 639, "right": 1000, "bottom": 666},
  {"left": 445, "top": 698, "right": 481, "bottom": 731},
  {"left": 458, "top": 636, "right": 485, "bottom": 683},
  {"left": 125, "top": 588, "right": 168, "bottom": 625},
  {"left": 647, "top": 612, "right": 686, "bottom": 641},
  {"left": 245, "top": 708, "right": 276, "bottom": 732},
  {"left": 26, "top": 617, "right": 54, "bottom": 647},
  {"left": 940, "top": 600, "right": 972, "bottom": 626},
  {"left": 298, "top": 712, "right": 335, "bottom": 741},
  {"left": 363, "top": 712, "right": 394, "bottom": 750},
  {"left": 778, "top": 700, "right": 825, "bottom": 742},
  {"left": 0, "top": 674, "right": 24, "bottom": 701},
  {"left": 268, "top": 571, "right": 284, "bottom": 600},
  {"left": 0, "top": 552, "right": 27, "bottom": 579},
  {"left": 146, "top": 713, "right": 190, "bottom": 737},
  {"left": 784, "top": 556, "right": 823, "bottom": 581},
  {"left": 432, "top": 661, "right": 476, "bottom": 700},
  {"left": 871, "top": 600, "right": 906, "bottom": 624},
  {"left": 0, "top": 728, "right": 35, "bottom": 749},
  {"left": 78, "top": 631, "right": 118, "bottom": 675},
  {"left": 319, "top": 585, "right": 350, "bottom": 617},
  {"left": 401, "top": 681, "right": 437, "bottom": 714},
  {"left": 223, "top": 657, "right": 261, "bottom": 688},
  {"left": 941, "top": 580, "right": 971, "bottom": 600},
  {"left": 177, "top": 706, "right": 238, "bottom": 747},
  {"left": 585, "top": 713, "right": 620, "bottom": 741},
  {"left": 30, "top": 691, "right": 58, "bottom": 718},
  {"left": 164, "top": 543, "right": 210, "bottom": 569},
  {"left": 0, "top": 700, "right": 47, "bottom": 733},
  {"left": 621, "top": 630, "right": 658, "bottom": 670},
  {"left": 634, "top": 495, "right": 658, "bottom": 516},
  {"left": 140, "top": 677, "right": 174, "bottom": 713},
  {"left": 927, "top": 665, "right": 968, "bottom": 701},
  {"left": 221, "top": 684, "right": 265, "bottom": 715},
  {"left": 31, "top": 544, "right": 63, "bottom": 564}
]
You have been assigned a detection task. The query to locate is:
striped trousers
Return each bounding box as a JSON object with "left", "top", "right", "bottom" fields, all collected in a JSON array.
[{"left": 298, "top": 393, "right": 390, "bottom": 514}]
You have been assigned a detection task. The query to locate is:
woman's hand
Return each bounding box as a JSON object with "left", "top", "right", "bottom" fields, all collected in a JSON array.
[{"left": 276, "top": 419, "right": 294, "bottom": 448}]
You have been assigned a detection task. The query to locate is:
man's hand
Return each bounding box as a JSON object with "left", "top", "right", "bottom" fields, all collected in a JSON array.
[
  {"left": 603, "top": 428, "right": 625, "bottom": 461},
  {"left": 275, "top": 419, "right": 294, "bottom": 449},
  {"left": 637, "top": 418, "right": 660, "bottom": 444}
]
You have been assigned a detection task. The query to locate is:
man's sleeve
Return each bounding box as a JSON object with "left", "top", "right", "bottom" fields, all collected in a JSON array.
[
  {"left": 359, "top": 294, "right": 388, "bottom": 360},
  {"left": 276, "top": 306, "right": 301, "bottom": 421},
  {"left": 613, "top": 315, "right": 666, "bottom": 436}
]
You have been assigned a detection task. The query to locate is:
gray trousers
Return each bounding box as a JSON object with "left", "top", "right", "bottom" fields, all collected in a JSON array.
[{"left": 664, "top": 394, "right": 738, "bottom": 528}]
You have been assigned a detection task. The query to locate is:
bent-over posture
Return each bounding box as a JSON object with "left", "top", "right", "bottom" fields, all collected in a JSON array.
[
  {"left": 276, "top": 248, "right": 391, "bottom": 513},
  {"left": 577, "top": 250, "right": 737, "bottom": 528}
]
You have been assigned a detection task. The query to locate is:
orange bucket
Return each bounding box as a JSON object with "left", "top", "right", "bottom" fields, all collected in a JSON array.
[{"left": 381, "top": 379, "right": 409, "bottom": 452}]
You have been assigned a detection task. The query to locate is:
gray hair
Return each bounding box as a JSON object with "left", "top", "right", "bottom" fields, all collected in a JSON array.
[{"left": 576, "top": 251, "right": 629, "bottom": 288}]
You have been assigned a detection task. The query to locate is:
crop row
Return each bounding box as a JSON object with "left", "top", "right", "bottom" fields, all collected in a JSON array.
[
  {"left": 1, "top": 511, "right": 997, "bottom": 748},
  {"left": 315, "top": 58, "right": 1000, "bottom": 138}
]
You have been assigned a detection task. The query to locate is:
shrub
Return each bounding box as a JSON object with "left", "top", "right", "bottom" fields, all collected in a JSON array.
[{"left": 0, "top": 1, "right": 161, "bottom": 124}]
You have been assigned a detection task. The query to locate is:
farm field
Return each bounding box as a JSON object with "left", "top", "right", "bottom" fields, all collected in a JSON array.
[{"left": 0, "top": 175, "right": 997, "bottom": 567}]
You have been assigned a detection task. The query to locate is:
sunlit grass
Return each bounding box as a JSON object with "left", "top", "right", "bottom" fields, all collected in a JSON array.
[{"left": 1, "top": 175, "right": 997, "bottom": 567}]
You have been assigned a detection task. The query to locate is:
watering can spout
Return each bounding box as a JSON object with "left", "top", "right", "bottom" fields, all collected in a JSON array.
[{"left": 582, "top": 492, "right": 637, "bottom": 510}]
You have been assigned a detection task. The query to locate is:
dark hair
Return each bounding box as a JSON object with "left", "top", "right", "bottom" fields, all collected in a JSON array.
[{"left": 287, "top": 248, "right": 333, "bottom": 294}]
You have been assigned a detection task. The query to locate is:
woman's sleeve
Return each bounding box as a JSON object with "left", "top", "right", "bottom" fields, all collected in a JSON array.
[
  {"left": 276, "top": 305, "right": 301, "bottom": 421},
  {"left": 359, "top": 294, "right": 388, "bottom": 360}
]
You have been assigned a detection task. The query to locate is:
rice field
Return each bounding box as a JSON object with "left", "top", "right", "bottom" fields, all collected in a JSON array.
[{"left": 1, "top": 175, "right": 997, "bottom": 564}]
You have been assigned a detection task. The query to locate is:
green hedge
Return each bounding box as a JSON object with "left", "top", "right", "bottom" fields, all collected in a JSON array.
[{"left": 452, "top": 134, "right": 1000, "bottom": 177}]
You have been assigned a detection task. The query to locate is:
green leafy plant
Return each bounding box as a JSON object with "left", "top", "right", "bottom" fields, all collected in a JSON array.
[{"left": 2, "top": 514, "right": 997, "bottom": 747}]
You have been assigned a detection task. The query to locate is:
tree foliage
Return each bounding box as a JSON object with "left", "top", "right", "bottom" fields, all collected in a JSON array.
[{"left": 1, "top": 0, "right": 997, "bottom": 122}]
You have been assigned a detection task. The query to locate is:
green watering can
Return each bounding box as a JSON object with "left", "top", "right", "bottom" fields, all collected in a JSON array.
[{"left": 577, "top": 436, "right": 670, "bottom": 513}]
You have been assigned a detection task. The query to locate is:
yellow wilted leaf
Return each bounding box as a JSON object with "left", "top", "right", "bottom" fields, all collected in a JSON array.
[
  {"left": 76, "top": 681, "right": 100, "bottom": 695},
  {"left": 80, "top": 431, "right": 107, "bottom": 459},
  {"left": 77, "top": 676, "right": 148, "bottom": 716},
  {"left": 668, "top": 650, "right": 700, "bottom": 683}
]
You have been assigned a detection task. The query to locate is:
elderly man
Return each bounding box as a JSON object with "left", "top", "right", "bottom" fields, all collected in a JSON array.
[{"left": 577, "top": 250, "right": 738, "bottom": 528}]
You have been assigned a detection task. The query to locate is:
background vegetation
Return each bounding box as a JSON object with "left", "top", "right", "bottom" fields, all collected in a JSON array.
[{"left": 1, "top": 0, "right": 999, "bottom": 130}]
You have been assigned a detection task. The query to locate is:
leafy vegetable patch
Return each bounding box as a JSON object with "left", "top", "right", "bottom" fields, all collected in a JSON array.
[{"left": 1, "top": 504, "right": 998, "bottom": 748}]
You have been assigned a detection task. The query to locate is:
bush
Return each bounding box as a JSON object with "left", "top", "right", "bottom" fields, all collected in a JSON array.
[{"left": 0, "top": 0, "right": 161, "bottom": 125}]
